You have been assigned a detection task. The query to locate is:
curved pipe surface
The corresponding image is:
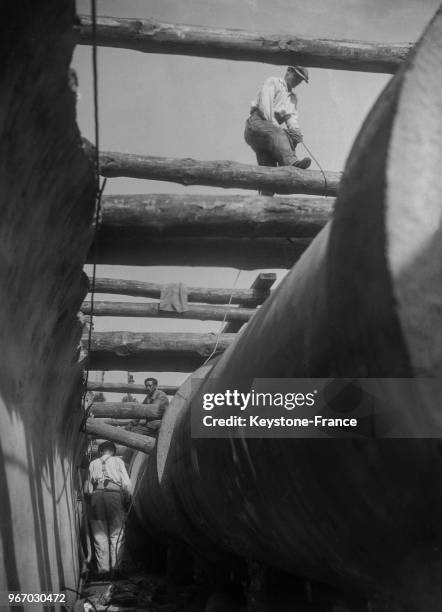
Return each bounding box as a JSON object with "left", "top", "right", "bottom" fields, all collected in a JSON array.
[{"left": 132, "top": 7, "right": 442, "bottom": 609}]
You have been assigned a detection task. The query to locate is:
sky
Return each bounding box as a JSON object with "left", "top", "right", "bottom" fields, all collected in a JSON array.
[{"left": 73, "top": 0, "right": 440, "bottom": 395}]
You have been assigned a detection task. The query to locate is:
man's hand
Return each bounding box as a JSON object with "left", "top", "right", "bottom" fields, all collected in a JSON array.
[
  {"left": 288, "top": 128, "right": 303, "bottom": 145},
  {"left": 274, "top": 110, "right": 289, "bottom": 125}
]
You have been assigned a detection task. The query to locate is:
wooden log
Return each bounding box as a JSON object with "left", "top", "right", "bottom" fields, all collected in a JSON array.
[
  {"left": 90, "top": 276, "right": 274, "bottom": 306},
  {"left": 98, "top": 151, "right": 340, "bottom": 196},
  {"left": 93, "top": 418, "right": 132, "bottom": 426},
  {"left": 96, "top": 418, "right": 161, "bottom": 431},
  {"left": 87, "top": 381, "right": 178, "bottom": 395},
  {"left": 88, "top": 235, "right": 310, "bottom": 268},
  {"left": 90, "top": 402, "right": 162, "bottom": 419},
  {"left": 223, "top": 273, "right": 276, "bottom": 334},
  {"left": 132, "top": 6, "right": 442, "bottom": 609},
  {"left": 81, "top": 300, "right": 255, "bottom": 322},
  {"left": 93, "top": 195, "right": 329, "bottom": 266},
  {"left": 89, "top": 331, "right": 235, "bottom": 371},
  {"left": 99, "top": 194, "right": 333, "bottom": 238},
  {"left": 75, "top": 15, "right": 411, "bottom": 74},
  {"left": 85, "top": 419, "right": 155, "bottom": 454}
]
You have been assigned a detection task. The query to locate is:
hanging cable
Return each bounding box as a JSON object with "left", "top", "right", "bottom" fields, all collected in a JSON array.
[
  {"left": 301, "top": 140, "right": 328, "bottom": 197},
  {"left": 200, "top": 269, "right": 242, "bottom": 368}
]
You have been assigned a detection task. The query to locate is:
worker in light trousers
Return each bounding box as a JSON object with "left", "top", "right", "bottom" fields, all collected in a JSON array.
[{"left": 87, "top": 441, "right": 132, "bottom": 578}]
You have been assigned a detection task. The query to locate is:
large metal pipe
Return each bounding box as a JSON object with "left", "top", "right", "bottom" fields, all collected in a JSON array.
[{"left": 131, "top": 7, "right": 442, "bottom": 610}]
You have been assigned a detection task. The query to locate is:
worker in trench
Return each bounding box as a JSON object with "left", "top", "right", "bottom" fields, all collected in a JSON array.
[
  {"left": 244, "top": 65, "right": 311, "bottom": 195},
  {"left": 126, "top": 377, "right": 169, "bottom": 436},
  {"left": 86, "top": 441, "right": 132, "bottom": 579}
]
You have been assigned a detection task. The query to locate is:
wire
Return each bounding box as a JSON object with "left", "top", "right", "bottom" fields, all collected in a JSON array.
[
  {"left": 200, "top": 269, "right": 242, "bottom": 368},
  {"left": 301, "top": 140, "right": 328, "bottom": 197}
]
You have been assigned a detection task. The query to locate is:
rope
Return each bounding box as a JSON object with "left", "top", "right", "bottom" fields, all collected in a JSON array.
[
  {"left": 80, "top": 0, "right": 106, "bottom": 430},
  {"left": 200, "top": 269, "right": 242, "bottom": 368},
  {"left": 301, "top": 140, "right": 328, "bottom": 197}
]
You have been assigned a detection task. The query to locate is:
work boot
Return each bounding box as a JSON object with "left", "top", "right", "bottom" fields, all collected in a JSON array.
[{"left": 292, "top": 157, "right": 311, "bottom": 169}]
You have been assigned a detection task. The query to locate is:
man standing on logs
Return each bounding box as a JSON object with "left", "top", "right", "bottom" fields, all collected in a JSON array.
[
  {"left": 127, "top": 377, "right": 169, "bottom": 435},
  {"left": 244, "top": 66, "right": 311, "bottom": 195},
  {"left": 87, "top": 441, "right": 132, "bottom": 579}
]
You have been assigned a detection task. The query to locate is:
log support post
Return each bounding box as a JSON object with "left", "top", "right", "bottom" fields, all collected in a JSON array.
[{"left": 223, "top": 273, "right": 276, "bottom": 333}]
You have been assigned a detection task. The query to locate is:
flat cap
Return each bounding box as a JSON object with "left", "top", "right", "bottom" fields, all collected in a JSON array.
[{"left": 288, "top": 65, "right": 309, "bottom": 83}]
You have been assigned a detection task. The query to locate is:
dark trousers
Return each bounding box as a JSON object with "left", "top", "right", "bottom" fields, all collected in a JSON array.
[
  {"left": 244, "top": 113, "right": 298, "bottom": 166},
  {"left": 90, "top": 491, "right": 125, "bottom": 572},
  {"left": 244, "top": 112, "right": 298, "bottom": 195}
]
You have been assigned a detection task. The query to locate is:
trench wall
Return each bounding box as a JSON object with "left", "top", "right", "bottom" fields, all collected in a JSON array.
[{"left": 0, "top": 1, "right": 95, "bottom": 599}]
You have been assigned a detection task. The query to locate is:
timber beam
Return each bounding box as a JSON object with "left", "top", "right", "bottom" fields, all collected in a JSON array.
[
  {"left": 93, "top": 418, "right": 131, "bottom": 426},
  {"left": 91, "top": 195, "right": 331, "bottom": 267},
  {"left": 94, "top": 418, "right": 162, "bottom": 430},
  {"left": 98, "top": 194, "right": 333, "bottom": 238},
  {"left": 75, "top": 15, "right": 411, "bottom": 74},
  {"left": 88, "top": 236, "right": 310, "bottom": 268},
  {"left": 85, "top": 419, "right": 155, "bottom": 454},
  {"left": 88, "top": 275, "right": 276, "bottom": 307},
  {"left": 98, "top": 151, "right": 340, "bottom": 196},
  {"left": 89, "top": 331, "right": 235, "bottom": 371},
  {"left": 87, "top": 381, "right": 178, "bottom": 395},
  {"left": 81, "top": 301, "right": 255, "bottom": 322},
  {"left": 223, "top": 273, "right": 275, "bottom": 334},
  {"left": 90, "top": 402, "right": 162, "bottom": 419}
]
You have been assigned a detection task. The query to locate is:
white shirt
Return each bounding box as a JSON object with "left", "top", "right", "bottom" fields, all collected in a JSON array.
[
  {"left": 88, "top": 454, "right": 132, "bottom": 494},
  {"left": 251, "top": 77, "right": 300, "bottom": 134}
]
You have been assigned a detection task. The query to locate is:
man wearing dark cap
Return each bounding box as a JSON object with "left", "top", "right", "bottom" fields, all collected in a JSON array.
[{"left": 244, "top": 66, "right": 311, "bottom": 193}]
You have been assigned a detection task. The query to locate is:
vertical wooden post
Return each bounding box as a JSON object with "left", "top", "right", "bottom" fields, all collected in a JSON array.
[{"left": 223, "top": 273, "right": 277, "bottom": 333}]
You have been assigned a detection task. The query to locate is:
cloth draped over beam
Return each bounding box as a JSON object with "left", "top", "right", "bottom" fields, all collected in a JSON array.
[{"left": 159, "top": 283, "right": 188, "bottom": 313}]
